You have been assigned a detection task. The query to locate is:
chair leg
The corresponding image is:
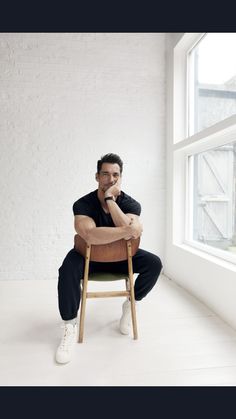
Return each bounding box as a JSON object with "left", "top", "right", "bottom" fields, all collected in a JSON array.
[
  {"left": 78, "top": 246, "right": 91, "bottom": 343},
  {"left": 78, "top": 279, "right": 87, "bottom": 343},
  {"left": 127, "top": 242, "right": 138, "bottom": 340},
  {"left": 129, "top": 276, "right": 138, "bottom": 340}
]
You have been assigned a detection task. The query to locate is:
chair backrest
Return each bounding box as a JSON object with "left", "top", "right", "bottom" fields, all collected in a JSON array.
[{"left": 74, "top": 234, "right": 140, "bottom": 262}]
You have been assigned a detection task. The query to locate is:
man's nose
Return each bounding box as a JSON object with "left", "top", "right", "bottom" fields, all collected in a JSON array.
[{"left": 108, "top": 174, "right": 115, "bottom": 183}]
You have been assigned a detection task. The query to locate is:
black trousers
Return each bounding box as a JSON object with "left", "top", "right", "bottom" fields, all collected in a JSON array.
[{"left": 58, "top": 247, "right": 163, "bottom": 321}]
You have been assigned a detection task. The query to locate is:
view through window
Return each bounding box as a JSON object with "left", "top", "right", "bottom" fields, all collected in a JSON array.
[
  {"left": 187, "top": 33, "right": 236, "bottom": 257},
  {"left": 188, "top": 33, "right": 236, "bottom": 136},
  {"left": 191, "top": 141, "right": 236, "bottom": 254}
]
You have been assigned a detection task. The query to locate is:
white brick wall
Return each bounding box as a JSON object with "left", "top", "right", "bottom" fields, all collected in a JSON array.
[{"left": 0, "top": 33, "right": 166, "bottom": 280}]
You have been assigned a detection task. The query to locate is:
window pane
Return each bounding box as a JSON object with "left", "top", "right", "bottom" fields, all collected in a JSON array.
[
  {"left": 191, "top": 141, "right": 236, "bottom": 254},
  {"left": 189, "top": 33, "right": 236, "bottom": 135}
]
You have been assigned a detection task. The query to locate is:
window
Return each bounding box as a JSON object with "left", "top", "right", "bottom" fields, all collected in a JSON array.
[
  {"left": 188, "top": 33, "right": 236, "bottom": 136},
  {"left": 189, "top": 141, "right": 236, "bottom": 254},
  {"left": 173, "top": 33, "right": 236, "bottom": 264}
]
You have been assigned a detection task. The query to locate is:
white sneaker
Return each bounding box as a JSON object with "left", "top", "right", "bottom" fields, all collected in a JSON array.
[
  {"left": 119, "top": 299, "right": 137, "bottom": 335},
  {"left": 55, "top": 323, "right": 77, "bottom": 364}
]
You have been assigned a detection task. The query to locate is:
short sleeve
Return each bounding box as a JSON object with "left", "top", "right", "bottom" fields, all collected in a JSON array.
[{"left": 73, "top": 199, "right": 93, "bottom": 217}]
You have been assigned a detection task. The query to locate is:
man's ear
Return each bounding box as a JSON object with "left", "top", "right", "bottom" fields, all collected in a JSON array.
[{"left": 95, "top": 172, "right": 99, "bottom": 182}]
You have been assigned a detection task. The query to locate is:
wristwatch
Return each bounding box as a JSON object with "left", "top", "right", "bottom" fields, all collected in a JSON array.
[{"left": 104, "top": 196, "right": 114, "bottom": 202}]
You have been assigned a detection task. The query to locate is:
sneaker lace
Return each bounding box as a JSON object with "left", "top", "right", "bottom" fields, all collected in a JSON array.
[{"left": 59, "top": 325, "right": 75, "bottom": 351}]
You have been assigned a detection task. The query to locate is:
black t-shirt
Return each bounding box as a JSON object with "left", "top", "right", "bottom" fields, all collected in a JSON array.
[{"left": 73, "top": 189, "right": 141, "bottom": 227}]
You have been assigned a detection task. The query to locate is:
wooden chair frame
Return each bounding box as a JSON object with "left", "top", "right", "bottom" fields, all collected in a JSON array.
[{"left": 74, "top": 235, "right": 140, "bottom": 343}]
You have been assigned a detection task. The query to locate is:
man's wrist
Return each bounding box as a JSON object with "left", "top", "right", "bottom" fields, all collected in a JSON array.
[
  {"left": 104, "top": 190, "right": 114, "bottom": 198},
  {"left": 104, "top": 195, "right": 115, "bottom": 202}
]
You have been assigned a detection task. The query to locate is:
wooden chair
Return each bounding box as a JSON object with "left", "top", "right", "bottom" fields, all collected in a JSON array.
[{"left": 74, "top": 234, "right": 140, "bottom": 343}]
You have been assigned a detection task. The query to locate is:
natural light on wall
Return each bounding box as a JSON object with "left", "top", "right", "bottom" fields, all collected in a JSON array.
[{"left": 174, "top": 32, "right": 236, "bottom": 263}]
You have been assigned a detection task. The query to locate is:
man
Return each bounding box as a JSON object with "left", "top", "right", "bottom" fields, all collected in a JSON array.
[{"left": 56, "top": 153, "right": 162, "bottom": 364}]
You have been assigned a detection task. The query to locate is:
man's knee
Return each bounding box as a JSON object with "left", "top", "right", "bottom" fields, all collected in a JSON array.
[
  {"left": 145, "top": 252, "right": 163, "bottom": 276},
  {"left": 58, "top": 249, "right": 84, "bottom": 278}
]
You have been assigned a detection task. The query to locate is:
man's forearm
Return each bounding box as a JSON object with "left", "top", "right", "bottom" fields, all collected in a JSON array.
[
  {"left": 106, "top": 200, "right": 131, "bottom": 227},
  {"left": 86, "top": 226, "right": 129, "bottom": 245}
]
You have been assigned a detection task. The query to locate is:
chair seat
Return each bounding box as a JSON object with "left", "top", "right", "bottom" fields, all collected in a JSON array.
[{"left": 88, "top": 272, "right": 129, "bottom": 281}]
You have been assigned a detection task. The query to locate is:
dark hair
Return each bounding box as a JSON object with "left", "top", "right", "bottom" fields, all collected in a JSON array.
[{"left": 97, "top": 153, "right": 123, "bottom": 174}]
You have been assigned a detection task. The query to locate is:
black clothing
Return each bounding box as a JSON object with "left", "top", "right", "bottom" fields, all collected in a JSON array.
[
  {"left": 73, "top": 189, "right": 141, "bottom": 227},
  {"left": 58, "top": 247, "right": 162, "bottom": 320},
  {"left": 58, "top": 189, "right": 162, "bottom": 320}
]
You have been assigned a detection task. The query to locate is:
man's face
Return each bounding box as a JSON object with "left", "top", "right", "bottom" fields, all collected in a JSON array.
[{"left": 96, "top": 163, "right": 121, "bottom": 193}]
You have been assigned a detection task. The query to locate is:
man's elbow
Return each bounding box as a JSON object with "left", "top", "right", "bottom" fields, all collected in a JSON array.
[
  {"left": 74, "top": 224, "right": 89, "bottom": 243},
  {"left": 79, "top": 228, "right": 95, "bottom": 244}
]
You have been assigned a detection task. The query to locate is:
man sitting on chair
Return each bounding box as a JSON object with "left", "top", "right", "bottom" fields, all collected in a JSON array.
[{"left": 56, "top": 153, "right": 163, "bottom": 364}]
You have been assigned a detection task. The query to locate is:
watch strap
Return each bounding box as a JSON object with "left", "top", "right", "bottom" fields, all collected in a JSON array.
[{"left": 104, "top": 196, "right": 114, "bottom": 201}]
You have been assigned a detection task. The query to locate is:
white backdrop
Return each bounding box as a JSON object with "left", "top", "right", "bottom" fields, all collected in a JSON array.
[{"left": 0, "top": 32, "right": 166, "bottom": 280}]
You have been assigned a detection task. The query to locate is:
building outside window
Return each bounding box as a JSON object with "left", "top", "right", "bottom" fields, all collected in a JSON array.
[{"left": 188, "top": 33, "right": 236, "bottom": 136}]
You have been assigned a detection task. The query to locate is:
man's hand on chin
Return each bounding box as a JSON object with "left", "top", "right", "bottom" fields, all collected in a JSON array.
[{"left": 104, "top": 180, "right": 121, "bottom": 199}]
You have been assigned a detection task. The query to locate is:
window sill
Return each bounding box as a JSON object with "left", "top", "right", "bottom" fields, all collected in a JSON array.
[{"left": 173, "top": 240, "right": 236, "bottom": 273}]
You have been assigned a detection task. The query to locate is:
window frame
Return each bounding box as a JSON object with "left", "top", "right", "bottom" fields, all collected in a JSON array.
[{"left": 173, "top": 33, "right": 236, "bottom": 265}]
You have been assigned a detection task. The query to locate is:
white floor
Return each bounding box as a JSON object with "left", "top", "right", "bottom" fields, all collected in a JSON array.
[{"left": 1, "top": 274, "right": 236, "bottom": 386}]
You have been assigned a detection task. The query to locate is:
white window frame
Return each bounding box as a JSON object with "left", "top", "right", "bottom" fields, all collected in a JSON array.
[{"left": 173, "top": 33, "right": 236, "bottom": 266}]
